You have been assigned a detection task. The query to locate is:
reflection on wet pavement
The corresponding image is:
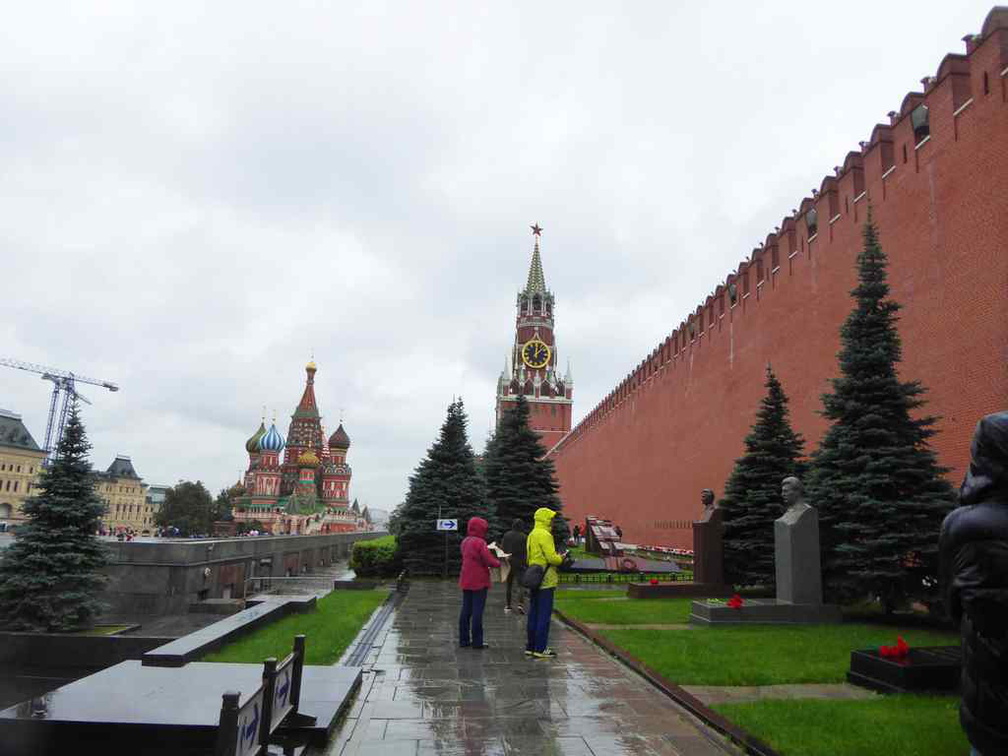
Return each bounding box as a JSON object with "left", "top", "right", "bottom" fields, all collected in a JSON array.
[{"left": 326, "top": 581, "right": 737, "bottom": 755}]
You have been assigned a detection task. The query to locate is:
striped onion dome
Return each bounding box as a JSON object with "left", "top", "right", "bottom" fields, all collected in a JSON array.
[
  {"left": 328, "top": 423, "right": 351, "bottom": 449},
  {"left": 245, "top": 421, "right": 266, "bottom": 453},
  {"left": 258, "top": 423, "right": 285, "bottom": 453},
  {"left": 298, "top": 450, "right": 319, "bottom": 466}
]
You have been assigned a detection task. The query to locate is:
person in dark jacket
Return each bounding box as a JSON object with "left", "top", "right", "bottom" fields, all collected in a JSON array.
[
  {"left": 500, "top": 519, "right": 528, "bottom": 614},
  {"left": 458, "top": 516, "right": 500, "bottom": 649},
  {"left": 939, "top": 411, "right": 1008, "bottom": 756}
]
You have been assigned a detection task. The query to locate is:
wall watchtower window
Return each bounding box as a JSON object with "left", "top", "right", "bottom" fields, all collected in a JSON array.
[
  {"left": 805, "top": 208, "right": 818, "bottom": 238},
  {"left": 912, "top": 105, "right": 930, "bottom": 144}
]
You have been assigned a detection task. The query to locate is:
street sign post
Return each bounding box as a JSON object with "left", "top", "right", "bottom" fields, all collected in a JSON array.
[{"left": 436, "top": 519, "right": 458, "bottom": 531}]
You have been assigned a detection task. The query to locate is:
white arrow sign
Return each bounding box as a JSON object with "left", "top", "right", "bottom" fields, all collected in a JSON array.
[{"left": 436, "top": 519, "right": 458, "bottom": 531}]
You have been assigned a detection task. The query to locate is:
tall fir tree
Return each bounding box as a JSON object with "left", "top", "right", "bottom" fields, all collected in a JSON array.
[
  {"left": 483, "top": 395, "right": 566, "bottom": 542},
  {"left": 0, "top": 405, "right": 108, "bottom": 631},
  {"left": 394, "top": 399, "right": 490, "bottom": 576},
  {"left": 809, "top": 210, "right": 954, "bottom": 609},
  {"left": 720, "top": 366, "right": 806, "bottom": 589}
]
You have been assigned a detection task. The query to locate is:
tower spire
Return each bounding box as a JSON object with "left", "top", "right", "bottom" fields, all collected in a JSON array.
[
  {"left": 525, "top": 223, "right": 547, "bottom": 295},
  {"left": 295, "top": 361, "right": 319, "bottom": 418}
]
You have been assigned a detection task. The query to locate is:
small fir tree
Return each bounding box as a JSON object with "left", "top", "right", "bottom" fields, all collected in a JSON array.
[
  {"left": 0, "top": 405, "right": 108, "bottom": 631},
  {"left": 483, "top": 395, "right": 566, "bottom": 543},
  {"left": 720, "top": 366, "right": 806, "bottom": 589},
  {"left": 809, "top": 210, "right": 954, "bottom": 609},
  {"left": 395, "top": 399, "right": 490, "bottom": 576}
]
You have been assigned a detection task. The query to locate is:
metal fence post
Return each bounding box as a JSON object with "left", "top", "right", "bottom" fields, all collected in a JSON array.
[
  {"left": 214, "top": 691, "right": 241, "bottom": 756},
  {"left": 290, "top": 635, "right": 306, "bottom": 710},
  {"left": 260, "top": 658, "right": 277, "bottom": 750}
]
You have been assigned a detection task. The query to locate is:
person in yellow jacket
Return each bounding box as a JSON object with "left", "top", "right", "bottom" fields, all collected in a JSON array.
[{"left": 525, "top": 507, "right": 566, "bottom": 658}]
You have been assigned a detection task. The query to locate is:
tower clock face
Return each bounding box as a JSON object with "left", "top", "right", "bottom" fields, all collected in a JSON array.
[{"left": 522, "top": 339, "right": 551, "bottom": 368}]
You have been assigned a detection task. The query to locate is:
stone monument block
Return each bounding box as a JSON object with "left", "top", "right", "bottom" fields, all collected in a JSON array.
[
  {"left": 689, "top": 476, "right": 840, "bottom": 624},
  {"left": 693, "top": 505, "right": 725, "bottom": 586},
  {"left": 774, "top": 502, "right": 823, "bottom": 605}
]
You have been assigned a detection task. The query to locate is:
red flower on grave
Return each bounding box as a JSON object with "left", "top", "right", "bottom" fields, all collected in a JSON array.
[
  {"left": 879, "top": 636, "right": 910, "bottom": 659},
  {"left": 649, "top": 578, "right": 659, "bottom": 585},
  {"left": 727, "top": 594, "right": 744, "bottom": 609}
]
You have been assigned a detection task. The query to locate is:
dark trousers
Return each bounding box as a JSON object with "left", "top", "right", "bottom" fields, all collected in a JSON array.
[
  {"left": 526, "top": 587, "right": 555, "bottom": 652},
  {"left": 459, "top": 588, "right": 488, "bottom": 647},
  {"left": 505, "top": 567, "right": 525, "bottom": 609}
]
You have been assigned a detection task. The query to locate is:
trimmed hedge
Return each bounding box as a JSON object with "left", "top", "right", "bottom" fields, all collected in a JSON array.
[{"left": 350, "top": 535, "right": 401, "bottom": 578}]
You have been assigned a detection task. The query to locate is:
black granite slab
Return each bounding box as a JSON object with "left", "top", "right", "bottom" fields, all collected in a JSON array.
[
  {"left": 847, "top": 646, "right": 961, "bottom": 693},
  {"left": 690, "top": 598, "right": 842, "bottom": 624},
  {"left": 141, "top": 595, "right": 316, "bottom": 667},
  {"left": 0, "top": 660, "right": 359, "bottom": 756}
]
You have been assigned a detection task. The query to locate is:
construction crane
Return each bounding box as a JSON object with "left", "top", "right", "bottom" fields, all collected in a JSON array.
[{"left": 1, "top": 358, "right": 119, "bottom": 465}]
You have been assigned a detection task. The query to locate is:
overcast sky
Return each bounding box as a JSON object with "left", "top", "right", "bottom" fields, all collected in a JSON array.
[{"left": 1, "top": 1, "right": 992, "bottom": 511}]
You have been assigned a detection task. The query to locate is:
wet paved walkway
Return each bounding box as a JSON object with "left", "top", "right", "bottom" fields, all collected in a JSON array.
[{"left": 326, "top": 581, "right": 737, "bottom": 755}]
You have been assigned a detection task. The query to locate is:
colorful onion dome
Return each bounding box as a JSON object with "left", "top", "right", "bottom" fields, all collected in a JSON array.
[
  {"left": 245, "top": 421, "right": 266, "bottom": 453},
  {"left": 306, "top": 360, "right": 317, "bottom": 372},
  {"left": 328, "top": 423, "right": 351, "bottom": 449},
  {"left": 298, "top": 449, "right": 319, "bottom": 466},
  {"left": 258, "top": 423, "right": 285, "bottom": 453}
]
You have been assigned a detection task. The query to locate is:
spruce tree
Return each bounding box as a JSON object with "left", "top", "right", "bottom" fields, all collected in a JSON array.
[
  {"left": 809, "top": 210, "right": 954, "bottom": 609},
  {"left": 720, "top": 366, "right": 805, "bottom": 589},
  {"left": 395, "top": 399, "right": 490, "bottom": 576},
  {"left": 0, "top": 405, "right": 108, "bottom": 631},
  {"left": 483, "top": 395, "right": 566, "bottom": 543}
]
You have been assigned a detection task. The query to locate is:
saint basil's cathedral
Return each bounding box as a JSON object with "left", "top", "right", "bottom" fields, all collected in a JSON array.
[{"left": 232, "top": 361, "right": 370, "bottom": 534}]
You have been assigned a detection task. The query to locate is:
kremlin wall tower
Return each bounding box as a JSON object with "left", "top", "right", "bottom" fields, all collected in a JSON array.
[{"left": 232, "top": 361, "right": 371, "bottom": 535}]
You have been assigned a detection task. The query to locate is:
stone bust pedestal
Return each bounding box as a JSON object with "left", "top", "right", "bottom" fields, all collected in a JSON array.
[
  {"left": 689, "top": 476, "right": 840, "bottom": 624},
  {"left": 774, "top": 501, "right": 824, "bottom": 605},
  {"left": 693, "top": 503, "right": 725, "bottom": 586}
]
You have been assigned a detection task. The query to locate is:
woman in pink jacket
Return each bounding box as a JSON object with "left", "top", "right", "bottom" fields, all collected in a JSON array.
[{"left": 458, "top": 516, "right": 500, "bottom": 649}]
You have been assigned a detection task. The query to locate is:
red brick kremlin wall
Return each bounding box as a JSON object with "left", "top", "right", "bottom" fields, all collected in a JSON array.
[{"left": 547, "top": 9, "right": 1008, "bottom": 550}]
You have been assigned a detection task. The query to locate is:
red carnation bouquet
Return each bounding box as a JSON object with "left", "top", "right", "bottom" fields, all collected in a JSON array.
[{"left": 879, "top": 636, "right": 910, "bottom": 660}]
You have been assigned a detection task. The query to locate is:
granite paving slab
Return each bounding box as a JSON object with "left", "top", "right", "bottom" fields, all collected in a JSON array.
[
  {"left": 0, "top": 660, "right": 359, "bottom": 755},
  {"left": 326, "top": 580, "right": 739, "bottom": 756}
]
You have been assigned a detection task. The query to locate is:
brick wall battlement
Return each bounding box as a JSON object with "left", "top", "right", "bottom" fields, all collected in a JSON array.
[{"left": 547, "top": 7, "right": 1008, "bottom": 549}]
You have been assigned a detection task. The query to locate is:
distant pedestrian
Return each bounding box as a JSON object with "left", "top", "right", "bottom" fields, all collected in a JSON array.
[
  {"left": 500, "top": 518, "right": 528, "bottom": 615},
  {"left": 940, "top": 411, "right": 1008, "bottom": 756},
  {"left": 458, "top": 516, "right": 500, "bottom": 649},
  {"left": 525, "top": 507, "right": 566, "bottom": 659},
  {"left": 572, "top": 523, "right": 581, "bottom": 546}
]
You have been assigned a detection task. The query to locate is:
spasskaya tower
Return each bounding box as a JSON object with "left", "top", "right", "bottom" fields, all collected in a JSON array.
[{"left": 495, "top": 224, "right": 573, "bottom": 450}]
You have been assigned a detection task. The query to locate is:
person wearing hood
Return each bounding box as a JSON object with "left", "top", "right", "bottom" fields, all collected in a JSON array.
[
  {"left": 525, "top": 507, "right": 566, "bottom": 658},
  {"left": 500, "top": 518, "right": 528, "bottom": 614},
  {"left": 940, "top": 411, "right": 1008, "bottom": 756},
  {"left": 458, "top": 516, "right": 500, "bottom": 649}
]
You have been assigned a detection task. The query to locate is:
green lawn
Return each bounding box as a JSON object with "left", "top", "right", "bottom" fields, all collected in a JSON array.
[
  {"left": 202, "top": 590, "right": 387, "bottom": 665},
  {"left": 713, "top": 696, "right": 969, "bottom": 756},
  {"left": 556, "top": 595, "right": 694, "bottom": 624},
  {"left": 556, "top": 588, "right": 627, "bottom": 600},
  {"left": 595, "top": 624, "right": 958, "bottom": 685},
  {"left": 566, "top": 545, "right": 591, "bottom": 560}
]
